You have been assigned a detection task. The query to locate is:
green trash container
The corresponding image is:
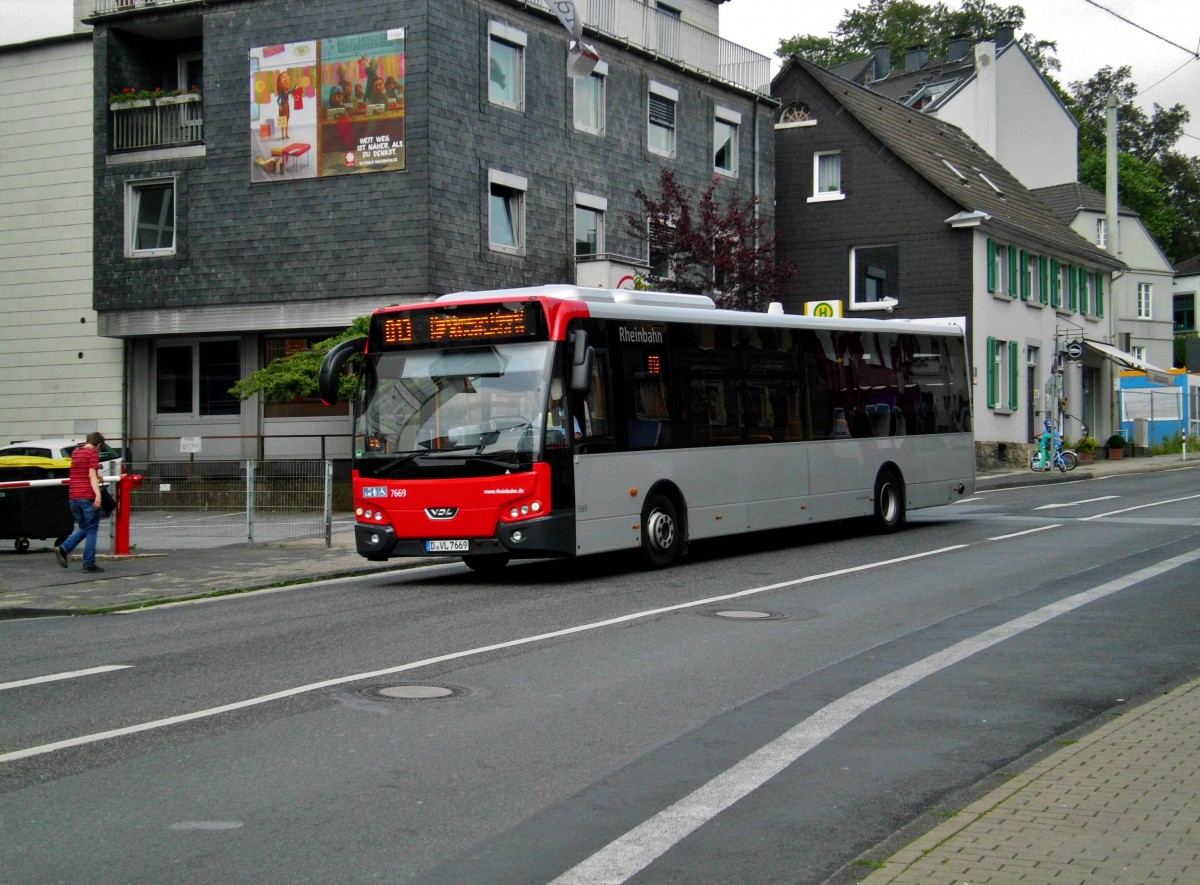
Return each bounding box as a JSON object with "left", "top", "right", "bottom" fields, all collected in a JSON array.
[{"left": 0, "top": 456, "right": 74, "bottom": 552}]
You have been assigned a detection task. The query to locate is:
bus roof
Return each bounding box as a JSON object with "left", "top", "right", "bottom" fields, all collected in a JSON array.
[{"left": 429, "top": 285, "right": 966, "bottom": 337}]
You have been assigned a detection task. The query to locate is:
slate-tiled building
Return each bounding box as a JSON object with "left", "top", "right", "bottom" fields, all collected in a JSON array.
[{"left": 86, "top": 0, "right": 775, "bottom": 462}]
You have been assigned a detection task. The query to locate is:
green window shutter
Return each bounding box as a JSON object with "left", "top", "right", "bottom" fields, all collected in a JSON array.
[
  {"left": 1039, "top": 257, "right": 1049, "bottom": 304},
  {"left": 1068, "top": 266, "right": 1078, "bottom": 311},
  {"left": 986, "top": 238, "right": 997, "bottom": 292},
  {"left": 1008, "top": 340, "right": 1019, "bottom": 409},
  {"left": 1095, "top": 272, "right": 1104, "bottom": 317},
  {"left": 1080, "top": 269, "right": 1089, "bottom": 315},
  {"left": 1008, "top": 247, "right": 1018, "bottom": 297},
  {"left": 1019, "top": 250, "right": 1030, "bottom": 300},
  {"left": 986, "top": 337, "right": 998, "bottom": 408},
  {"left": 1050, "top": 259, "right": 1061, "bottom": 308}
]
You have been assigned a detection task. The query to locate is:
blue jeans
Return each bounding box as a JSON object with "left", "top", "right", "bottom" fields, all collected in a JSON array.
[{"left": 62, "top": 498, "right": 103, "bottom": 568}]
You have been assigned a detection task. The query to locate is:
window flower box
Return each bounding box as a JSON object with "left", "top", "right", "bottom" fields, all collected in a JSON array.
[
  {"left": 156, "top": 93, "right": 201, "bottom": 107},
  {"left": 110, "top": 98, "right": 152, "bottom": 110}
]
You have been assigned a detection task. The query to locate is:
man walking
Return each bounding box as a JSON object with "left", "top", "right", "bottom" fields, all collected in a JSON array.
[{"left": 54, "top": 432, "right": 106, "bottom": 573}]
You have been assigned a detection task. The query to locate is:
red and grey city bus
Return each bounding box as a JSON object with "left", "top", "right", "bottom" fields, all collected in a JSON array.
[{"left": 319, "top": 285, "right": 974, "bottom": 571}]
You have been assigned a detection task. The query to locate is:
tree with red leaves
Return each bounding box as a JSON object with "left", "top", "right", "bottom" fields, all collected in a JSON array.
[{"left": 628, "top": 169, "right": 794, "bottom": 311}]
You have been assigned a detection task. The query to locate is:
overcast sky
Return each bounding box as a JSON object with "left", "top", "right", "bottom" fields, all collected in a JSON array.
[{"left": 3, "top": 0, "right": 1197, "bottom": 154}]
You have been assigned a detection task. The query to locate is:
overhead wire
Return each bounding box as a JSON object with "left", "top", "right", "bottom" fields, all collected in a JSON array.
[{"left": 1078, "top": 0, "right": 1200, "bottom": 60}]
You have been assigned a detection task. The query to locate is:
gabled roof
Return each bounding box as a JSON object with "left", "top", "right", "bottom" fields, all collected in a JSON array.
[
  {"left": 1034, "top": 181, "right": 1140, "bottom": 223},
  {"left": 1176, "top": 255, "right": 1200, "bottom": 275},
  {"left": 776, "top": 56, "right": 1123, "bottom": 271}
]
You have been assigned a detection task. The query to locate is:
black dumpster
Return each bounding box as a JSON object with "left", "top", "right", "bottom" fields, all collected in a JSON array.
[{"left": 0, "top": 456, "right": 74, "bottom": 552}]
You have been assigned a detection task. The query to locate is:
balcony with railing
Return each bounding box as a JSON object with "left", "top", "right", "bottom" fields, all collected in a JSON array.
[
  {"left": 109, "top": 92, "right": 203, "bottom": 151},
  {"left": 90, "top": 0, "right": 771, "bottom": 96}
]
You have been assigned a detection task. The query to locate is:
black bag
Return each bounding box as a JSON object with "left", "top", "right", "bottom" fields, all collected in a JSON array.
[{"left": 100, "top": 484, "right": 117, "bottom": 516}]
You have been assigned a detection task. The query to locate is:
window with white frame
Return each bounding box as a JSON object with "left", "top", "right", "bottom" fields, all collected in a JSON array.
[
  {"left": 648, "top": 81, "right": 677, "bottom": 158},
  {"left": 1131, "top": 345, "right": 1146, "bottom": 362},
  {"left": 1137, "top": 282, "right": 1153, "bottom": 318},
  {"left": 488, "top": 169, "right": 527, "bottom": 253},
  {"left": 573, "top": 61, "right": 606, "bottom": 134},
  {"left": 488, "top": 22, "right": 526, "bottom": 110},
  {"left": 808, "top": 151, "right": 843, "bottom": 201},
  {"left": 126, "top": 178, "right": 176, "bottom": 257},
  {"left": 155, "top": 340, "right": 241, "bottom": 417},
  {"left": 1096, "top": 218, "right": 1107, "bottom": 247},
  {"left": 713, "top": 106, "right": 740, "bottom": 176},
  {"left": 850, "top": 244, "right": 899, "bottom": 308},
  {"left": 574, "top": 192, "right": 605, "bottom": 259}
]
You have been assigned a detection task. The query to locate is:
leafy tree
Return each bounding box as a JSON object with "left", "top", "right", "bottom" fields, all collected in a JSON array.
[
  {"left": 229, "top": 315, "right": 370, "bottom": 404},
  {"left": 627, "top": 169, "right": 794, "bottom": 311},
  {"left": 777, "top": 0, "right": 1059, "bottom": 77},
  {"left": 1078, "top": 152, "right": 1179, "bottom": 250},
  {"left": 1069, "top": 65, "right": 1188, "bottom": 162},
  {"left": 1070, "top": 65, "right": 1199, "bottom": 262}
]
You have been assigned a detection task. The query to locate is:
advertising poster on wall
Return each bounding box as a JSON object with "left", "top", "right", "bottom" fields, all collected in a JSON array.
[{"left": 249, "top": 28, "right": 405, "bottom": 182}]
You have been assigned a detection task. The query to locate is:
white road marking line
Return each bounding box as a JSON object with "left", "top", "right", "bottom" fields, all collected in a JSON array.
[
  {"left": 1034, "top": 496, "right": 1119, "bottom": 510},
  {"left": 0, "top": 665, "right": 132, "bottom": 692},
  {"left": 549, "top": 547, "right": 1200, "bottom": 885},
  {"left": 0, "top": 545, "right": 965, "bottom": 764},
  {"left": 956, "top": 497, "right": 984, "bottom": 503},
  {"left": 988, "top": 524, "right": 1062, "bottom": 541},
  {"left": 1081, "top": 492, "right": 1200, "bottom": 521}
]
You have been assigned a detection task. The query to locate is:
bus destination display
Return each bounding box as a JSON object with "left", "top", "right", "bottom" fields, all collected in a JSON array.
[{"left": 380, "top": 304, "right": 541, "bottom": 346}]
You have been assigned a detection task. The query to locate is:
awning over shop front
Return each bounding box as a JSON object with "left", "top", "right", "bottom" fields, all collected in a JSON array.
[{"left": 1084, "top": 340, "right": 1174, "bottom": 386}]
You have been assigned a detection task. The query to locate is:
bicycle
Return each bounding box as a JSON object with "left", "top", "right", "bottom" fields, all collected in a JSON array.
[{"left": 1030, "top": 434, "right": 1078, "bottom": 472}]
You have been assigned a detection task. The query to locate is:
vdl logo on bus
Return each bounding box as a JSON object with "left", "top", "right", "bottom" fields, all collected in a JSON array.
[{"left": 426, "top": 507, "right": 458, "bottom": 519}]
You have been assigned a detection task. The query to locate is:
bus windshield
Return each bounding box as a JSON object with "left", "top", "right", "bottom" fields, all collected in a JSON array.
[{"left": 353, "top": 341, "right": 554, "bottom": 479}]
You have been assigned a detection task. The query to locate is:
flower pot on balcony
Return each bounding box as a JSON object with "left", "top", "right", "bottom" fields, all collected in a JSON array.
[
  {"left": 110, "top": 98, "right": 152, "bottom": 110},
  {"left": 156, "top": 93, "right": 201, "bottom": 106}
]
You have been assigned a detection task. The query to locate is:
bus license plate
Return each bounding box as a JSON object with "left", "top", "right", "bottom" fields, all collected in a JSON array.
[{"left": 426, "top": 540, "right": 469, "bottom": 553}]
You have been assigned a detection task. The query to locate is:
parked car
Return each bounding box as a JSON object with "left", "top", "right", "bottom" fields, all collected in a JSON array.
[{"left": 0, "top": 438, "right": 122, "bottom": 476}]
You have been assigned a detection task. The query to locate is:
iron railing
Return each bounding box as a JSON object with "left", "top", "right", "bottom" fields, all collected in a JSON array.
[{"left": 110, "top": 96, "right": 203, "bottom": 151}]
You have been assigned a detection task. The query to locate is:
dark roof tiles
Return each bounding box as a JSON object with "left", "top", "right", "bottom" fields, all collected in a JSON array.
[{"left": 780, "top": 56, "right": 1123, "bottom": 270}]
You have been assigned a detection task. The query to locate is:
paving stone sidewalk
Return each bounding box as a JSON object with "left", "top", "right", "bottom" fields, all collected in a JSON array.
[{"left": 861, "top": 678, "right": 1200, "bottom": 883}]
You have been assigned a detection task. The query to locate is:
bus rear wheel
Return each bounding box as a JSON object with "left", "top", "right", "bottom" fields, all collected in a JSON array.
[
  {"left": 873, "top": 469, "right": 906, "bottom": 533},
  {"left": 640, "top": 494, "right": 681, "bottom": 569},
  {"left": 463, "top": 553, "right": 510, "bottom": 574}
]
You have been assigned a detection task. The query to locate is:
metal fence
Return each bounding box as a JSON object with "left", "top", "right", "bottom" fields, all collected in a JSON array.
[{"left": 128, "top": 460, "right": 340, "bottom": 548}]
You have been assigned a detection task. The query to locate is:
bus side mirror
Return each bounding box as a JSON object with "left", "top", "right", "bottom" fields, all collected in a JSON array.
[
  {"left": 569, "top": 331, "right": 593, "bottom": 393},
  {"left": 318, "top": 336, "right": 366, "bottom": 405}
]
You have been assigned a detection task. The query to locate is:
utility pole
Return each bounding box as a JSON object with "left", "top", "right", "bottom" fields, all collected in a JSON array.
[{"left": 1105, "top": 93, "right": 1121, "bottom": 442}]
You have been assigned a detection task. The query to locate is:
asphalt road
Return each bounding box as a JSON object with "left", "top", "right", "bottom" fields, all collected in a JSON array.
[{"left": 2, "top": 465, "right": 1199, "bottom": 883}]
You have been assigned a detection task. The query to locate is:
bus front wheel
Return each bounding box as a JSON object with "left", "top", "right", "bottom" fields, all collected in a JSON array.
[
  {"left": 640, "top": 494, "right": 681, "bottom": 569},
  {"left": 873, "top": 469, "right": 906, "bottom": 533},
  {"left": 463, "top": 553, "right": 510, "bottom": 574}
]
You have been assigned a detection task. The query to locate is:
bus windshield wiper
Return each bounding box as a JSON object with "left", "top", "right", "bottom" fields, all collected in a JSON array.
[{"left": 368, "top": 451, "right": 426, "bottom": 473}]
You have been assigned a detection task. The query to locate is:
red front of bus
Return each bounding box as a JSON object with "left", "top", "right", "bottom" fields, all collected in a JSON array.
[{"left": 349, "top": 296, "right": 586, "bottom": 563}]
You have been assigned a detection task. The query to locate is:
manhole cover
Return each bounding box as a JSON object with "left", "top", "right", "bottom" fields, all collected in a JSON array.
[
  {"left": 705, "top": 609, "right": 788, "bottom": 621},
  {"left": 361, "top": 683, "right": 468, "bottom": 701}
]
